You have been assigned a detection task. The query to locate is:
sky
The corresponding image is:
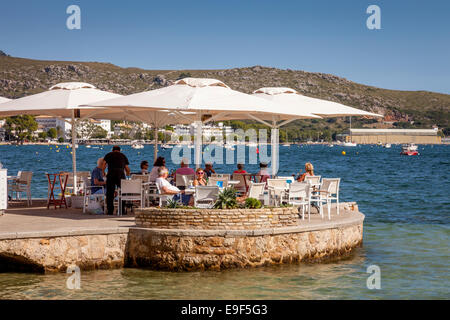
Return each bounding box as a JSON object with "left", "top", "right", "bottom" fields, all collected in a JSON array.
[{"left": 0, "top": 0, "right": 449, "bottom": 94}]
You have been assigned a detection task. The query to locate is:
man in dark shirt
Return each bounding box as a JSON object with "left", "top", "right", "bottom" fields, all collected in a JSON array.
[{"left": 104, "top": 146, "right": 130, "bottom": 215}]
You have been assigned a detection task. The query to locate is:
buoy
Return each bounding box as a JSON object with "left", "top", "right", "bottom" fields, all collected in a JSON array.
[
  {"left": 342, "top": 151, "right": 346, "bottom": 155},
  {"left": 256, "top": 147, "right": 259, "bottom": 154},
  {"left": 35, "top": 152, "right": 38, "bottom": 155},
  {"left": 66, "top": 145, "right": 69, "bottom": 148}
]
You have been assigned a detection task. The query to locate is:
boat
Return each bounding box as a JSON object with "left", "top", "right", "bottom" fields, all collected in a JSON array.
[
  {"left": 343, "top": 142, "right": 357, "bottom": 147},
  {"left": 384, "top": 143, "right": 391, "bottom": 148},
  {"left": 247, "top": 142, "right": 258, "bottom": 147},
  {"left": 161, "top": 144, "right": 173, "bottom": 149},
  {"left": 86, "top": 145, "right": 91, "bottom": 148},
  {"left": 224, "top": 144, "right": 235, "bottom": 151},
  {"left": 282, "top": 143, "right": 290, "bottom": 147},
  {"left": 131, "top": 142, "right": 144, "bottom": 149},
  {"left": 400, "top": 143, "right": 418, "bottom": 156}
]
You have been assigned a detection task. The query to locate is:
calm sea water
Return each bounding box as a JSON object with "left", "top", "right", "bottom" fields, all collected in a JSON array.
[{"left": 0, "top": 144, "right": 449, "bottom": 299}]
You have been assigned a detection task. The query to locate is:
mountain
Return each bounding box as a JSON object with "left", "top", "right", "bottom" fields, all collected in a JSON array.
[{"left": 0, "top": 54, "right": 449, "bottom": 137}]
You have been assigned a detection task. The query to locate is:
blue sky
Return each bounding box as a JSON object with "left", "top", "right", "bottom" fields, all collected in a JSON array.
[{"left": 0, "top": 0, "right": 449, "bottom": 93}]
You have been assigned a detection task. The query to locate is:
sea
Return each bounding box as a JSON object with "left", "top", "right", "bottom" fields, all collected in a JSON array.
[{"left": 0, "top": 143, "right": 448, "bottom": 299}]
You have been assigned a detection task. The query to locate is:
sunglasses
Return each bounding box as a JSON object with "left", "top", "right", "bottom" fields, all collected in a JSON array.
[{"left": 197, "top": 172, "right": 204, "bottom": 175}]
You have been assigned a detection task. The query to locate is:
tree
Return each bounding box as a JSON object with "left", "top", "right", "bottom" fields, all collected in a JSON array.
[
  {"left": 4, "top": 115, "right": 38, "bottom": 143},
  {"left": 91, "top": 127, "right": 108, "bottom": 139},
  {"left": 38, "top": 131, "right": 47, "bottom": 140},
  {"left": 47, "top": 128, "right": 58, "bottom": 139}
]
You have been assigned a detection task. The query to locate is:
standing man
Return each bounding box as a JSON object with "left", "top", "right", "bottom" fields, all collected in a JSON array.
[{"left": 104, "top": 146, "right": 130, "bottom": 215}]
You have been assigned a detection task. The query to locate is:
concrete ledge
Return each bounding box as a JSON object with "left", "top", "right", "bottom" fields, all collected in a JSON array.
[{"left": 0, "top": 227, "right": 130, "bottom": 240}]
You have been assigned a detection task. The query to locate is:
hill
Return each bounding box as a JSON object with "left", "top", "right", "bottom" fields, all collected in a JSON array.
[{"left": 0, "top": 54, "right": 449, "bottom": 139}]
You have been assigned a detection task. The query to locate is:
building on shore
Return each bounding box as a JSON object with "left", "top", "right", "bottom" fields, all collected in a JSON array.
[{"left": 338, "top": 128, "right": 441, "bottom": 144}]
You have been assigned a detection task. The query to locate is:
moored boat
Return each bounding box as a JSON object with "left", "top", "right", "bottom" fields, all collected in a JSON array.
[{"left": 400, "top": 143, "right": 418, "bottom": 156}]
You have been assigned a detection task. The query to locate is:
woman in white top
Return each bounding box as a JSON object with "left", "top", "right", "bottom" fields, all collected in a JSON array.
[{"left": 149, "top": 157, "right": 166, "bottom": 182}]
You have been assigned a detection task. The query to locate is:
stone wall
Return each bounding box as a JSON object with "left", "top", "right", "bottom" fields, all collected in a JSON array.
[
  {"left": 135, "top": 207, "right": 299, "bottom": 230},
  {"left": 0, "top": 233, "right": 128, "bottom": 272},
  {"left": 126, "top": 214, "right": 364, "bottom": 271}
]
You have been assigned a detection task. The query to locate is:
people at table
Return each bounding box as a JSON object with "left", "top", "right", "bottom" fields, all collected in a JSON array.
[
  {"left": 193, "top": 168, "right": 207, "bottom": 186},
  {"left": 233, "top": 163, "right": 247, "bottom": 174},
  {"left": 204, "top": 162, "right": 216, "bottom": 178},
  {"left": 257, "top": 162, "right": 271, "bottom": 183},
  {"left": 140, "top": 160, "right": 149, "bottom": 175},
  {"left": 297, "top": 162, "right": 314, "bottom": 182},
  {"left": 174, "top": 157, "right": 195, "bottom": 183},
  {"left": 91, "top": 158, "right": 107, "bottom": 194},
  {"left": 149, "top": 156, "right": 165, "bottom": 183},
  {"left": 156, "top": 167, "right": 190, "bottom": 204},
  {"left": 104, "top": 146, "right": 130, "bottom": 215}
]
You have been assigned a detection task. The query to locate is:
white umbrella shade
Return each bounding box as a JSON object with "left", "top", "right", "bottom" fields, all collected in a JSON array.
[
  {"left": 0, "top": 97, "right": 11, "bottom": 104},
  {"left": 0, "top": 82, "right": 123, "bottom": 193},
  {"left": 252, "top": 87, "right": 382, "bottom": 118},
  {"left": 85, "top": 78, "right": 321, "bottom": 169}
]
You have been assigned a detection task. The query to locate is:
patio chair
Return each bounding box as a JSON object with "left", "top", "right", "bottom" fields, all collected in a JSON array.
[
  {"left": 267, "top": 178, "right": 288, "bottom": 206},
  {"left": 118, "top": 179, "right": 143, "bottom": 215},
  {"left": 207, "top": 177, "right": 229, "bottom": 188},
  {"left": 287, "top": 182, "right": 311, "bottom": 220},
  {"left": 175, "top": 174, "right": 195, "bottom": 189},
  {"left": 82, "top": 176, "right": 106, "bottom": 214},
  {"left": 305, "top": 175, "right": 321, "bottom": 189},
  {"left": 247, "top": 182, "right": 266, "bottom": 202},
  {"left": 155, "top": 182, "right": 174, "bottom": 207},
  {"left": 10, "top": 171, "right": 33, "bottom": 206},
  {"left": 194, "top": 186, "right": 219, "bottom": 208},
  {"left": 232, "top": 173, "right": 251, "bottom": 195},
  {"left": 310, "top": 178, "right": 340, "bottom": 220},
  {"left": 211, "top": 173, "right": 231, "bottom": 180}
]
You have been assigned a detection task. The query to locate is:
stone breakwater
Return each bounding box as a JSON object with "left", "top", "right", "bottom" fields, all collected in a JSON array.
[
  {"left": 127, "top": 204, "right": 364, "bottom": 271},
  {"left": 0, "top": 203, "right": 363, "bottom": 272}
]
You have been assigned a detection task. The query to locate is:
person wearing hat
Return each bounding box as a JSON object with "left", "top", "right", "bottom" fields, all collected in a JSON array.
[{"left": 104, "top": 145, "right": 130, "bottom": 215}]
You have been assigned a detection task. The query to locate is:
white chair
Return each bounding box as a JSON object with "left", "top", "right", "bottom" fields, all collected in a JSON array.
[
  {"left": 305, "top": 175, "right": 321, "bottom": 189},
  {"left": 118, "top": 179, "right": 143, "bottom": 215},
  {"left": 232, "top": 173, "right": 251, "bottom": 195},
  {"left": 155, "top": 182, "right": 174, "bottom": 207},
  {"left": 267, "top": 178, "right": 288, "bottom": 206},
  {"left": 310, "top": 178, "right": 340, "bottom": 220},
  {"left": 277, "top": 176, "right": 295, "bottom": 183},
  {"left": 194, "top": 186, "right": 219, "bottom": 208},
  {"left": 131, "top": 174, "right": 151, "bottom": 205},
  {"left": 10, "top": 171, "right": 33, "bottom": 206},
  {"left": 207, "top": 177, "right": 229, "bottom": 188},
  {"left": 82, "top": 176, "right": 106, "bottom": 214},
  {"left": 211, "top": 173, "right": 231, "bottom": 180},
  {"left": 247, "top": 182, "right": 266, "bottom": 201},
  {"left": 288, "top": 182, "right": 311, "bottom": 220},
  {"left": 176, "top": 174, "right": 195, "bottom": 188}
]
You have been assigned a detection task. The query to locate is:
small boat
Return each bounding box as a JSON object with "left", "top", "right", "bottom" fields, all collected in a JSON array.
[
  {"left": 161, "top": 144, "right": 173, "bottom": 149},
  {"left": 224, "top": 144, "right": 235, "bottom": 150},
  {"left": 328, "top": 144, "right": 334, "bottom": 147},
  {"left": 247, "top": 142, "right": 258, "bottom": 147},
  {"left": 131, "top": 142, "right": 144, "bottom": 149},
  {"left": 86, "top": 145, "right": 91, "bottom": 148},
  {"left": 384, "top": 143, "right": 391, "bottom": 148},
  {"left": 282, "top": 143, "right": 290, "bottom": 147},
  {"left": 400, "top": 143, "right": 418, "bottom": 156},
  {"left": 343, "top": 142, "right": 357, "bottom": 147}
]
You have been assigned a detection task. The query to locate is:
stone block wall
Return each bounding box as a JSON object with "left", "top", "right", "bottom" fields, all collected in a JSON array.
[{"left": 135, "top": 207, "right": 300, "bottom": 230}]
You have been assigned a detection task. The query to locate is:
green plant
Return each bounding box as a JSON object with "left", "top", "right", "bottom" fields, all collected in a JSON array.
[
  {"left": 214, "top": 187, "right": 238, "bottom": 209},
  {"left": 244, "top": 197, "right": 262, "bottom": 209},
  {"left": 166, "top": 198, "right": 181, "bottom": 208}
]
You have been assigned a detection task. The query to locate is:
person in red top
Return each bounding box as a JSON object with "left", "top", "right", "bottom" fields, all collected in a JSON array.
[{"left": 233, "top": 163, "right": 247, "bottom": 174}]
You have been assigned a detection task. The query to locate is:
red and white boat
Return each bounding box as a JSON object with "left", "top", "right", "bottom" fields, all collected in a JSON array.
[{"left": 400, "top": 143, "right": 419, "bottom": 156}]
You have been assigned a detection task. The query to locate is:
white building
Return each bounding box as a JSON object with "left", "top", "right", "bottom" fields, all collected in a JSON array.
[{"left": 35, "top": 116, "right": 67, "bottom": 133}]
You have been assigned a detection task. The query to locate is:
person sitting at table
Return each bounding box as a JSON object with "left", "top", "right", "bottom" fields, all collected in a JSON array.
[
  {"left": 233, "top": 163, "right": 247, "bottom": 174},
  {"left": 193, "top": 167, "right": 207, "bottom": 186},
  {"left": 155, "top": 167, "right": 189, "bottom": 205},
  {"left": 174, "top": 157, "right": 195, "bottom": 185},
  {"left": 140, "top": 160, "right": 149, "bottom": 175},
  {"left": 91, "top": 158, "right": 107, "bottom": 194},
  {"left": 257, "top": 162, "right": 271, "bottom": 183},
  {"left": 204, "top": 162, "right": 216, "bottom": 178},
  {"left": 149, "top": 156, "right": 165, "bottom": 183},
  {"left": 297, "top": 162, "right": 314, "bottom": 182}
]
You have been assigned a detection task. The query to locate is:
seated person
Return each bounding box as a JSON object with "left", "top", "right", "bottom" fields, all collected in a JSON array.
[
  {"left": 140, "top": 160, "right": 149, "bottom": 175},
  {"left": 91, "top": 158, "right": 107, "bottom": 194},
  {"left": 174, "top": 157, "right": 195, "bottom": 186},
  {"left": 193, "top": 168, "right": 207, "bottom": 186},
  {"left": 297, "top": 162, "right": 314, "bottom": 182},
  {"left": 233, "top": 163, "right": 247, "bottom": 174},
  {"left": 257, "top": 162, "right": 271, "bottom": 183},
  {"left": 204, "top": 162, "right": 216, "bottom": 178},
  {"left": 156, "top": 167, "right": 190, "bottom": 205},
  {"left": 149, "top": 157, "right": 165, "bottom": 183}
]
